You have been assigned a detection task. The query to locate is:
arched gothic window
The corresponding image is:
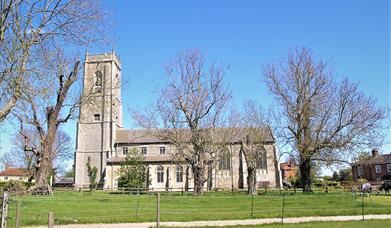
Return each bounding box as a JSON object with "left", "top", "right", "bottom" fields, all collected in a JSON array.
[
  {"left": 219, "top": 151, "right": 231, "bottom": 171},
  {"left": 257, "top": 146, "right": 267, "bottom": 170},
  {"left": 95, "top": 71, "right": 102, "bottom": 87},
  {"left": 176, "top": 165, "right": 183, "bottom": 182},
  {"left": 157, "top": 165, "right": 164, "bottom": 183}
]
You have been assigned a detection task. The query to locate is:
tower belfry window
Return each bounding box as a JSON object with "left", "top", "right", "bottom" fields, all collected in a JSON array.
[
  {"left": 95, "top": 71, "right": 102, "bottom": 87},
  {"left": 93, "top": 114, "right": 101, "bottom": 121}
]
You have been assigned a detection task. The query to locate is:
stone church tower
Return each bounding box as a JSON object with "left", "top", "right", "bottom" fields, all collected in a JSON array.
[{"left": 74, "top": 52, "right": 122, "bottom": 188}]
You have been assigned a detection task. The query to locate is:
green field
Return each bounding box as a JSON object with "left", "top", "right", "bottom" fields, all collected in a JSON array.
[
  {"left": 5, "top": 190, "right": 391, "bottom": 227},
  {"left": 185, "top": 219, "right": 391, "bottom": 228}
]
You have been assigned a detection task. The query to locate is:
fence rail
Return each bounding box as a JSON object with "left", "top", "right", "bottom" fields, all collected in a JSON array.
[
  {"left": 3, "top": 190, "right": 391, "bottom": 228},
  {"left": 0, "top": 192, "right": 9, "bottom": 228}
]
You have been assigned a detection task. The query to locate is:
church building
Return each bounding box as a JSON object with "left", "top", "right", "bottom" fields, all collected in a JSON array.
[{"left": 74, "top": 52, "right": 280, "bottom": 191}]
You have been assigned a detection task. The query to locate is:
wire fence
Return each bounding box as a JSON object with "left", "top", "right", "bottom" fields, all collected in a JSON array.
[{"left": 3, "top": 190, "right": 391, "bottom": 228}]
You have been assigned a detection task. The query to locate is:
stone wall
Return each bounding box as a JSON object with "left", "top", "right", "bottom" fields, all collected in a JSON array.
[{"left": 106, "top": 143, "right": 279, "bottom": 190}]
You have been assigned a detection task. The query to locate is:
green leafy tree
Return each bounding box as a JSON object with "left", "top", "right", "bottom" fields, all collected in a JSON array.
[
  {"left": 337, "top": 168, "right": 352, "bottom": 182},
  {"left": 287, "top": 176, "right": 300, "bottom": 193},
  {"left": 86, "top": 157, "right": 98, "bottom": 191},
  {"left": 323, "top": 175, "right": 332, "bottom": 181},
  {"left": 332, "top": 171, "right": 339, "bottom": 182},
  {"left": 117, "top": 148, "right": 150, "bottom": 189}
]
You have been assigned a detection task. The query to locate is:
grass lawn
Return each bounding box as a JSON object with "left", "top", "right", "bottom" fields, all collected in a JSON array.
[
  {"left": 183, "top": 219, "right": 391, "bottom": 228},
  {"left": 5, "top": 190, "right": 391, "bottom": 227}
]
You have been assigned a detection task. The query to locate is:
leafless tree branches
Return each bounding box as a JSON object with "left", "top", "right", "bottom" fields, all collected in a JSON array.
[
  {"left": 0, "top": 121, "right": 73, "bottom": 182},
  {"left": 264, "top": 47, "right": 387, "bottom": 192},
  {"left": 132, "top": 49, "right": 231, "bottom": 195},
  {"left": 0, "top": 0, "right": 107, "bottom": 122},
  {"left": 11, "top": 51, "right": 81, "bottom": 188},
  {"left": 0, "top": 0, "right": 108, "bottom": 193},
  {"left": 227, "top": 101, "right": 271, "bottom": 195}
]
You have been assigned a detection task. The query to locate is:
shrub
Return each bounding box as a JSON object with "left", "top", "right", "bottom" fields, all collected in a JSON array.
[
  {"left": 381, "top": 175, "right": 391, "bottom": 181},
  {"left": 288, "top": 176, "right": 302, "bottom": 188},
  {"left": 330, "top": 181, "right": 338, "bottom": 187},
  {"left": 118, "top": 148, "right": 150, "bottom": 189},
  {"left": 359, "top": 178, "right": 368, "bottom": 183},
  {"left": 313, "top": 178, "right": 323, "bottom": 187},
  {"left": 86, "top": 157, "right": 98, "bottom": 191},
  {"left": 1, "top": 180, "right": 28, "bottom": 196}
]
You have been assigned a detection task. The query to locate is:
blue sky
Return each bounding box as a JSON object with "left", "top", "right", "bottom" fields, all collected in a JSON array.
[{"left": 0, "top": 0, "right": 390, "bottom": 173}]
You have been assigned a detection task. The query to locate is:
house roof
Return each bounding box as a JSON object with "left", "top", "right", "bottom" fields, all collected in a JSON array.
[
  {"left": 115, "top": 127, "right": 275, "bottom": 145},
  {"left": 0, "top": 167, "right": 27, "bottom": 177},
  {"left": 352, "top": 153, "right": 391, "bottom": 165}
]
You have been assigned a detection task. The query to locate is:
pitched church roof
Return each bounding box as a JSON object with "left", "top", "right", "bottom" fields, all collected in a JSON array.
[
  {"left": 116, "top": 129, "right": 163, "bottom": 144},
  {"left": 115, "top": 127, "right": 275, "bottom": 145}
]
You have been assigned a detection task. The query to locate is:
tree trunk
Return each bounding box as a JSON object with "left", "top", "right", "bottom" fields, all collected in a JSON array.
[
  {"left": 185, "top": 166, "right": 189, "bottom": 191},
  {"left": 165, "top": 167, "right": 169, "bottom": 192},
  {"left": 247, "top": 167, "right": 257, "bottom": 195},
  {"left": 238, "top": 149, "right": 244, "bottom": 189},
  {"left": 34, "top": 122, "right": 57, "bottom": 186},
  {"left": 27, "top": 61, "right": 79, "bottom": 195},
  {"left": 35, "top": 157, "right": 51, "bottom": 186},
  {"left": 146, "top": 166, "right": 150, "bottom": 188},
  {"left": 207, "top": 162, "right": 213, "bottom": 190},
  {"left": 31, "top": 142, "right": 54, "bottom": 195},
  {"left": 192, "top": 164, "right": 205, "bottom": 196},
  {"left": 300, "top": 158, "right": 312, "bottom": 193},
  {"left": 190, "top": 141, "right": 206, "bottom": 196}
]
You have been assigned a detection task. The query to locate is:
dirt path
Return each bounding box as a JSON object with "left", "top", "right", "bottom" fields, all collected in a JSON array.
[{"left": 28, "top": 214, "right": 391, "bottom": 228}]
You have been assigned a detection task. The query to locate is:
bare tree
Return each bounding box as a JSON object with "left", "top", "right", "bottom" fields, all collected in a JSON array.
[
  {"left": 264, "top": 47, "right": 387, "bottom": 192},
  {"left": 1, "top": 121, "right": 38, "bottom": 182},
  {"left": 11, "top": 48, "right": 96, "bottom": 194},
  {"left": 0, "top": 0, "right": 107, "bottom": 194},
  {"left": 132, "top": 49, "right": 231, "bottom": 195},
  {"left": 0, "top": 121, "right": 73, "bottom": 183},
  {"left": 228, "top": 102, "right": 271, "bottom": 195},
  {"left": 0, "top": 0, "right": 106, "bottom": 122}
]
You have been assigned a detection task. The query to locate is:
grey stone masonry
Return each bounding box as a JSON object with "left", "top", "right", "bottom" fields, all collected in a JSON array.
[{"left": 74, "top": 52, "right": 122, "bottom": 188}]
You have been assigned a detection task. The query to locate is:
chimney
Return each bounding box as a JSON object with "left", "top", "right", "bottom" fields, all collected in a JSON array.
[{"left": 371, "top": 148, "right": 380, "bottom": 157}]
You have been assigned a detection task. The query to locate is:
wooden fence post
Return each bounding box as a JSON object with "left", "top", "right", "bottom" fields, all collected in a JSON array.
[
  {"left": 250, "top": 194, "right": 254, "bottom": 217},
  {"left": 281, "top": 194, "right": 286, "bottom": 226},
  {"left": 48, "top": 212, "right": 54, "bottom": 228},
  {"left": 1, "top": 192, "right": 9, "bottom": 228},
  {"left": 361, "top": 194, "right": 364, "bottom": 221},
  {"left": 135, "top": 194, "right": 141, "bottom": 219},
  {"left": 15, "top": 200, "right": 21, "bottom": 228},
  {"left": 156, "top": 193, "right": 160, "bottom": 228}
]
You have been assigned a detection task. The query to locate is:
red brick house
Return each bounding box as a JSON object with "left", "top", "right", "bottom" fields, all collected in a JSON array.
[
  {"left": 280, "top": 160, "right": 298, "bottom": 180},
  {"left": 351, "top": 149, "right": 391, "bottom": 182}
]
